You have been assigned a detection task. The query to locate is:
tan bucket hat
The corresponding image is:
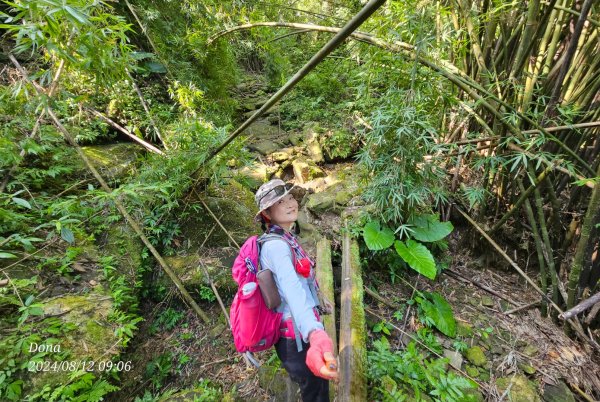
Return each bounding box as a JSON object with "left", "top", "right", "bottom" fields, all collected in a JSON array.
[{"left": 254, "top": 179, "right": 295, "bottom": 221}]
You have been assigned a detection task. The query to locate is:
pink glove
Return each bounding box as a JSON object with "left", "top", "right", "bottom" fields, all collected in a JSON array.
[{"left": 306, "top": 330, "right": 338, "bottom": 381}]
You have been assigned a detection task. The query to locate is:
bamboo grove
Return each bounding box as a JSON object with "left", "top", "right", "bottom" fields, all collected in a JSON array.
[{"left": 203, "top": 0, "right": 600, "bottom": 321}]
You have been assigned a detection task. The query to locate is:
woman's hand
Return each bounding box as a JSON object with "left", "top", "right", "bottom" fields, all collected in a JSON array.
[
  {"left": 306, "top": 330, "right": 338, "bottom": 381},
  {"left": 319, "top": 295, "right": 334, "bottom": 315}
]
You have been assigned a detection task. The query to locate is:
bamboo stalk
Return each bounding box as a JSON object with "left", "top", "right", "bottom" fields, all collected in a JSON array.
[
  {"left": 545, "top": 0, "right": 595, "bottom": 121},
  {"left": 86, "top": 108, "right": 165, "bottom": 156},
  {"left": 490, "top": 164, "right": 555, "bottom": 233}
]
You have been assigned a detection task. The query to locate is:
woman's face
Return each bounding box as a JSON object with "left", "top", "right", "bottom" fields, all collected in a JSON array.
[{"left": 264, "top": 193, "right": 298, "bottom": 229}]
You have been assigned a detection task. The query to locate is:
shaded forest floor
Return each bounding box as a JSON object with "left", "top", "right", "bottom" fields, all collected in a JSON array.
[{"left": 109, "top": 225, "right": 600, "bottom": 401}]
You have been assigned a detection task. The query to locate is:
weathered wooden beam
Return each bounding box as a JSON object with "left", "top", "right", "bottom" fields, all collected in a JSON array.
[
  {"left": 339, "top": 233, "right": 367, "bottom": 401},
  {"left": 315, "top": 238, "right": 337, "bottom": 401}
]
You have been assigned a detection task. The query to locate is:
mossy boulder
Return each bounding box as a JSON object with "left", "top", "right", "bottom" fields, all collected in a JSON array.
[
  {"left": 158, "top": 251, "right": 237, "bottom": 296},
  {"left": 81, "top": 143, "right": 143, "bottom": 180},
  {"left": 542, "top": 381, "right": 575, "bottom": 402},
  {"left": 179, "top": 180, "right": 259, "bottom": 249},
  {"left": 26, "top": 288, "right": 118, "bottom": 393},
  {"left": 305, "top": 191, "right": 336, "bottom": 214},
  {"left": 248, "top": 139, "right": 282, "bottom": 156},
  {"left": 495, "top": 375, "right": 541, "bottom": 402},
  {"left": 292, "top": 158, "right": 326, "bottom": 183},
  {"left": 245, "top": 120, "right": 280, "bottom": 140},
  {"left": 465, "top": 346, "right": 487, "bottom": 367},
  {"left": 235, "top": 162, "right": 271, "bottom": 190},
  {"left": 103, "top": 220, "right": 144, "bottom": 285},
  {"left": 258, "top": 365, "right": 299, "bottom": 401}
]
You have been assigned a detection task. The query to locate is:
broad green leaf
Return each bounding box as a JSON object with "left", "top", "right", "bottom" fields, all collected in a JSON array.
[
  {"left": 363, "top": 221, "right": 395, "bottom": 251},
  {"left": 145, "top": 61, "right": 167, "bottom": 73},
  {"left": 410, "top": 214, "right": 453, "bottom": 242},
  {"left": 11, "top": 197, "right": 31, "bottom": 209},
  {"left": 422, "top": 292, "right": 456, "bottom": 337},
  {"left": 394, "top": 240, "right": 436, "bottom": 279},
  {"left": 0, "top": 252, "right": 17, "bottom": 259},
  {"left": 60, "top": 227, "right": 75, "bottom": 244}
]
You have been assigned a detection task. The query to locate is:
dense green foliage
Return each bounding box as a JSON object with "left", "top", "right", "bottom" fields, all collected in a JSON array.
[{"left": 1, "top": 0, "right": 599, "bottom": 399}]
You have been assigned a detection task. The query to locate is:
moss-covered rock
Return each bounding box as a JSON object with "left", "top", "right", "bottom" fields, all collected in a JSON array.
[
  {"left": 305, "top": 191, "right": 336, "bottom": 214},
  {"left": 457, "top": 321, "right": 474, "bottom": 337},
  {"left": 81, "top": 143, "right": 143, "bottom": 180},
  {"left": 495, "top": 375, "right": 541, "bottom": 402},
  {"left": 236, "top": 162, "right": 271, "bottom": 190},
  {"left": 247, "top": 139, "right": 282, "bottom": 156},
  {"left": 465, "top": 346, "right": 487, "bottom": 367},
  {"left": 542, "top": 381, "right": 575, "bottom": 402},
  {"left": 103, "top": 220, "right": 144, "bottom": 285},
  {"left": 466, "top": 365, "right": 480, "bottom": 377},
  {"left": 258, "top": 364, "right": 299, "bottom": 401},
  {"left": 26, "top": 288, "right": 118, "bottom": 393},
  {"left": 160, "top": 249, "right": 238, "bottom": 299},
  {"left": 178, "top": 179, "right": 260, "bottom": 249},
  {"left": 292, "top": 158, "right": 325, "bottom": 183},
  {"left": 245, "top": 120, "right": 279, "bottom": 139}
]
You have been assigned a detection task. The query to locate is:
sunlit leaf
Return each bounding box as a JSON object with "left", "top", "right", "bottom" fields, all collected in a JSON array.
[
  {"left": 410, "top": 214, "right": 453, "bottom": 242},
  {"left": 394, "top": 240, "right": 436, "bottom": 279},
  {"left": 12, "top": 197, "right": 31, "bottom": 209},
  {"left": 363, "top": 221, "right": 395, "bottom": 251},
  {"left": 0, "top": 252, "right": 18, "bottom": 259},
  {"left": 420, "top": 292, "right": 456, "bottom": 337}
]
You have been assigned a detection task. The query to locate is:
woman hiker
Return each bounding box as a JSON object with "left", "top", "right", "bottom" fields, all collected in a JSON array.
[{"left": 255, "top": 178, "right": 338, "bottom": 401}]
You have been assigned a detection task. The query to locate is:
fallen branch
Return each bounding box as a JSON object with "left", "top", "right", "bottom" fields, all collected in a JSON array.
[
  {"left": 9, "top": 54, "right": 210, "bottom": 324},
  {"left": 364, "top": 286, "right": 403, "bottom": 310},
  {"left": 503, "top": 299, "right": 541, "bottom": 315},
  {"left": 86, "top": 107, "right": 165, "bottom": 156},
  {"left": 127, "top": 70, "right": 167, "bottom": 149},
  {"left": 198, "top": 196, "right": 241, "bottom": 249},
  {"left": 444, "top": 268, "right": 521, "bottom": 307},
  {"left": 454, "top": 205, "right": 600, "bottom": 352},
  {"left": 560, "top": 291, "right": 600, "bottom": 321}
]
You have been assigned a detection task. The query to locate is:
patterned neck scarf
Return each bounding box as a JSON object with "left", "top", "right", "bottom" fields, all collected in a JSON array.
[{"left": 268, "top": 224, "right": 315, "bottom": 277}]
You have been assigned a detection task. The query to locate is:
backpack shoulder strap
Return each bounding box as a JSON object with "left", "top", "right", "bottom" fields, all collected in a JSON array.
[{"left": 257, "top": 233, "right": 297, "bottom": 268}]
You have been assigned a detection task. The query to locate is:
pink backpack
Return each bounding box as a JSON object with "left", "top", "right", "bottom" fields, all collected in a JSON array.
[{"left": 230, "top": 235, "right": 284, "bottom": 353}]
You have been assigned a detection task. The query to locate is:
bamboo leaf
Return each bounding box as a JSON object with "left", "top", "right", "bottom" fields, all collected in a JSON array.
[
  {"left": 394, "top": 240, "right": 436, "bottom": 279},
  {"left": 0, "top": 252, "right": 18, "bottom": 259},
  {"left": 12, "top": 197, "right": 31, "bottom": 210}
]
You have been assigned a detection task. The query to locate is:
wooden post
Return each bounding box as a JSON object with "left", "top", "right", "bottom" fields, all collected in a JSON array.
[
  {"left": 339, "top": 233, "right": 367, "bottom": 401},
  {"left": 316, "top": 238, "right": 337, "bottom": 401}
]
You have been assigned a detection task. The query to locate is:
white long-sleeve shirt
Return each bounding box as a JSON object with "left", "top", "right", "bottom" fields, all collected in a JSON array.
[{"left": 259, "top": 239, "right": 323, "bottom": 342}]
